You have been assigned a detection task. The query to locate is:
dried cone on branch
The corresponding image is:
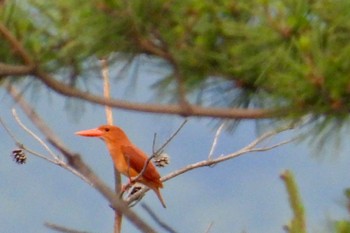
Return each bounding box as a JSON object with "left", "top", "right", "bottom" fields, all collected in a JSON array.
[{"left": 12, "top": 149, "right": 26, "bottom": 164}]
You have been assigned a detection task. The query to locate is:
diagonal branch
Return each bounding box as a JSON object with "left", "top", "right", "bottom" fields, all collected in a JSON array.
[
  {"left": 0, "top": 23, "right": 34, "bottom": 65},
  {"left": 208, "top": 122, "right": 226, "bottom": 159},
  {"left": 9, "top": 108, "right": 91, "bottom": 184},
  {"left": 141, "top": 203, "right": 177, "bottom": 233},
  {"left": 44, "top": 222, "right": 91, "bottom": 233},
  {"left": 11, "top": 108, "right": 60, "bottom": 161}
]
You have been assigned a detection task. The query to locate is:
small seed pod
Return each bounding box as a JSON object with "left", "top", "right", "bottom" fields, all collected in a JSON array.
[
  {"left": 12, "top": 149, "right": 26, "bottom": 164},
  {"left": 153, "top": 153, "right": 170, "bottom": 167}
]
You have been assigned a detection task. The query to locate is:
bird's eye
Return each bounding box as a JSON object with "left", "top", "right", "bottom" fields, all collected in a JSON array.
[{"left": 105, "top": 128, "right": 110, "bottom": 132}]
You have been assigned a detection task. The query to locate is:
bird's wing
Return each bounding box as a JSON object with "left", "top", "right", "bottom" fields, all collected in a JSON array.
[{"left": 121, "top": 145, "right": 161, "bottom": 181}]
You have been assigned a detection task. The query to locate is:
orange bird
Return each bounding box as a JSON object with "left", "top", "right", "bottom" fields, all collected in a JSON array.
[{"left": 75, "top": 125, "right": 166, "bottom": 208}]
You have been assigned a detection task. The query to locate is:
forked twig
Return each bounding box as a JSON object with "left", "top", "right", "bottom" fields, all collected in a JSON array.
[
  {"left": 9, "top": 109, "right": 92, "bottom": 184},
  {"left": 125, "top": 119, "right": 188, "bottom": 192},
  {"left": 154, "top": 119, "right": 188, "bottom": 156},
  {"left": 0, "top": 115, "right": 56, "bottom": 163},
  {"left": 12, "top": 108, "right": 60, "bottom": 161}
]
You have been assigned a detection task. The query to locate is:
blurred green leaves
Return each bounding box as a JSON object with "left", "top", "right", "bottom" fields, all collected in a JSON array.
[{"left": 2, "top": 0, "right": 350, "bottom": 125}]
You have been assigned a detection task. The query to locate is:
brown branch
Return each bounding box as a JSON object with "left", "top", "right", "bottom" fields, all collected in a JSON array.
[
  {"left": 33, "top": 69, "right": 279, "bottom": 119},
  {"left": 0, "top": 20, "right": 283, "bottom": 120},
  {"left": 0, "top": 23, "right": 34, "bottom": 65},
  {"left": 161, "top": 129, "right": 295, "bottom": 182},
  {"left": 141, "top": 203, "right": 177, "bottom": 233},
  {"left": 137, "top": 31, "right": 191, "bottom": 112},
  {"left": 44, "top": 222, "right": 91, "bottom": 233},
  {"left": 0, "top": 63, "right": 35, "bottom": 76},
  {"left": 0, "top": 62, "right": 282, "bottom": 119},
  {"left": 6, "top": 84, "right": 157, "bottom": 233},
  {"left": 99, "top": 58, "right": 123, "bottom": 233}
]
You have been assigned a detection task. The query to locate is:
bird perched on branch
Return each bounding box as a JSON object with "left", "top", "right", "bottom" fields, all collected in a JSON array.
[{"left": 75, "top": 125, "right": 166, "bottom": 208}]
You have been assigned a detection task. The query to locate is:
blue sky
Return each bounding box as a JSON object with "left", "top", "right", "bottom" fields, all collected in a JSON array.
[{"left": 1, "top": 61, "right": 350, "bottom": 233}]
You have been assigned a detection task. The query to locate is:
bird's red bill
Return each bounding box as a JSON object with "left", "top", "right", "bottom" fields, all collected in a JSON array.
[{"left": 75, "top": 128, "right": 104, "bottom": 137}]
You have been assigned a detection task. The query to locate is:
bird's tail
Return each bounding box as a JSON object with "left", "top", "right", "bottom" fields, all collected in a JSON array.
[{"left": 152, "top": 187, "right": 166, "bottom": 208}]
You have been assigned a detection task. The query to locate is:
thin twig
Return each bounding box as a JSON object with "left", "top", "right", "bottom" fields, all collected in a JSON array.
[
  {"left": 0, "top": 115, "right": 56, "bottom": 163},
  {"left": 0, "top": 23, "right": 34, "bottom": 65},
  {"left": 12, "top": 108, "right": 60, "bottom": 161},
  {"left": 152, "top": 133, "right": 157, "bottom": 154},
  {"left": 162, "top": 131, "right": 295, "bottom": 182},
  {"left": 154, "top": 119, "right": 188, "bottom": 156},
  {"left": 8, "top": 110, "right": 92, "bottom": 184},
  {"left": 204, "top": 222, "right": 214, "bottom": 233},
  {"left": 44, "top": 222, "right": 92, "bottom": 233},
  {"left": 141, "top": 203, "right": 177, "bottom": 233},
  {"left": 208, "top": 122, "right": 226, "bottom": 159},
  {"left": 100, "top": 58, "right": 114, "bottom": 125},
  {"left": 130, "top": 119, "right": 188, "bottom": 186}
]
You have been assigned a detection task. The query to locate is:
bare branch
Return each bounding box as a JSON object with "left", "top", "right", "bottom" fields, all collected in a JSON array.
[
  {"left": 32, "top": 69, "right": 279, "bottom": 119},
  {"left": 0, "top": 62, "right": 284, "bottom": 119},
  {"left": 0, "top": 115, "right": 56, "bottom": 163},
  {"left": 162, "top": 127, "right": 295, "bottom": 182},
  {"left": 154, "top": 119, "right": 188, "bottom": 156},
  {"left": 208, "top": 122, "right": 226, "bottom": 159},
  {"left": 127, "top": 125, "right": 295, "bottom": 205},
  {"left": 44, "top": 222, "right": 91, "bottom": 233},
  {"left": 12, "top": 108, "right": 60, "bottom": 161},
  {"left": 100, "top": 58, "right": 114, "bottom": 125},
  {"left": 204, "top": 222, "right": 214, "bottom": 233},
  {"left": 9, "top": 109, "right": 92, "bottom": 184},
  {"left": 0, "top": 23, "right": 34, "bottom": 65},
  {"left": 0, "top": 22, "right": 283, "bottom": 120},
  {"left": 141, "top": 203, "right": 177, "bottom": 233},
  {"left": 0, "top": 63, "right": 35, "bottom": 76}
]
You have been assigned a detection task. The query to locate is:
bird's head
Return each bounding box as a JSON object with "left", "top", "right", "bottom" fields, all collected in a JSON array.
[{"left": 75, "top": 125, "right": 128, "bottom": 143}]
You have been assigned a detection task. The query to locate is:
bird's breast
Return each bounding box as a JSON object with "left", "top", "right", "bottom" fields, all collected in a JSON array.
[{"left": 108, "top": 147, "right": 138, "bottom": 177}]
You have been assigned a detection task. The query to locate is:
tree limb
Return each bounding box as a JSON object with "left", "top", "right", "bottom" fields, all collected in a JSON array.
[
  {"left": 141, "top": 203, "right": 177, "bottom": 233},
  {"left": 36, "top": 69, "right": 279, "bottom": 118},
  {"left": 44, "top": 222, "right": 91, "bottom": 233},
  {"left": 0, "top": 62, "right": 281, "bottom": 119},
  {"left": 0, "top": 63, "right": 35, "bottom": 76},
  {"left": 0, "top": 23, "right": 34, "bottom": 65}
]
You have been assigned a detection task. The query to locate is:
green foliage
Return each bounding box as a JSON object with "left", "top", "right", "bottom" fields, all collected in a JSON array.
[
  {"left": 2, "top": 0, "right": 350, "bottom": 126},
  {"left": 281, "top": 170, "right": 306, "bottom": 233},
  {"left": 334, "top": 188, "right": 350, "bottom": 233}
]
